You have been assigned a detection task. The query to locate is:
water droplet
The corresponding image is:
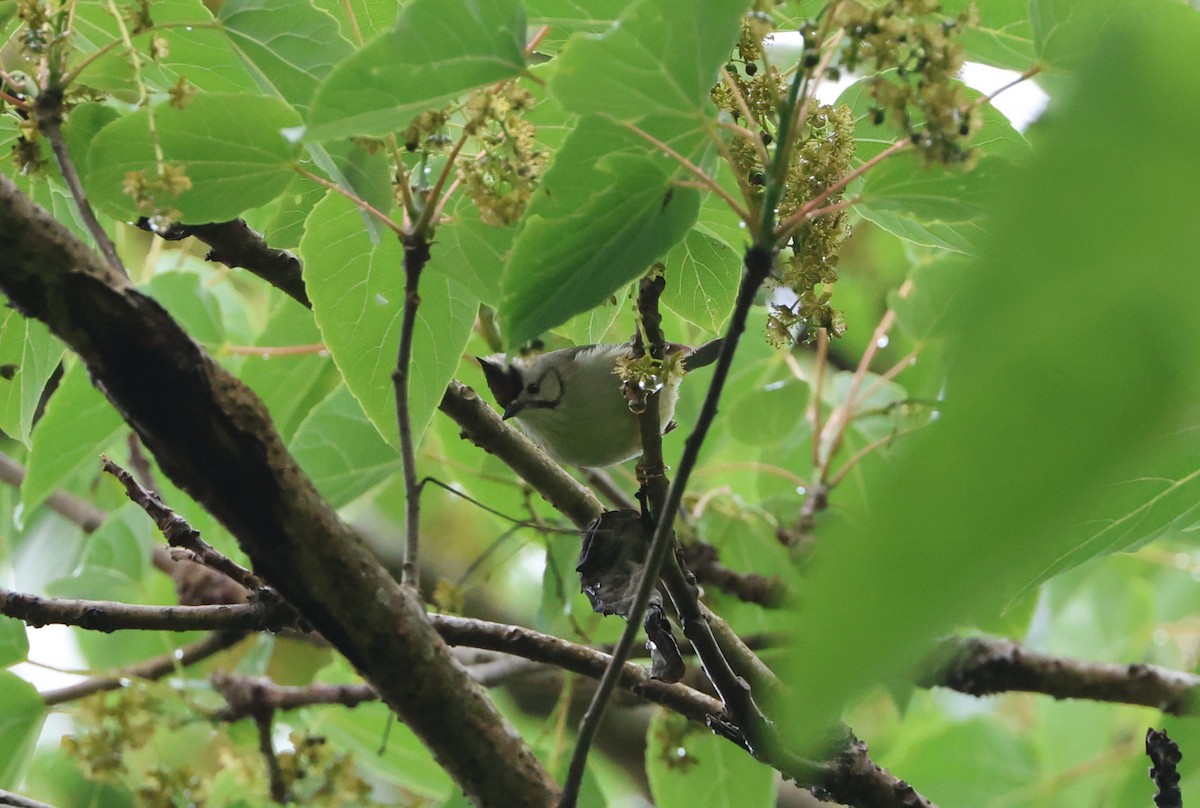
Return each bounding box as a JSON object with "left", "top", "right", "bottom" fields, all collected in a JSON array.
[
  {"left": 174, "top": 649, "right": 185, "bottom": 660},
  {"left": 260, "top": 353, "right": 271, "bottom": 361},
  {"left": 118, "top": 677, "right": 132, "bottom": 687},
  {"left": 184, "top": 26, "right": 193, "bottom": 31},
  {"left": 375, "top": 294, "right": 389, "bottom": 305},
  {"left": 876, "top": 335, "right": 890, "bottom": 349}
]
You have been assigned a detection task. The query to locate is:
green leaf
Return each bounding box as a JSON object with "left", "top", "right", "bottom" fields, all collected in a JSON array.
[
  {"left": 140, "top": 271, "right": 226, "bottom": 346},
  {"left": 0, "top": 616, "right": 28, "bottom": 667},
  {"left": 306, "top": 0, "right": 527, "bottom": 141},
  {"left": 289, "top": 384, "right": 401, "bottom": 509},
  {"left": 299, "top": 191, "right": 477, "bottom": 449},
  {"left": 645, "top": 709, "right": 774, "bottom": 808},
  {"left": 427, "top": 197, "right": 513, "bottom": 305},
  {"left": 0, "top": 671, "right": 44, "bottom": 788},
  {"left": 46, "top": 503, "right": 154, "bottom": 602},
  {"left": 549, "top": 0, "right": 749, "bottom": 123},
  {"left": 500, "top": 116, "right": 701, "bottom": 347},
  {"left": 775, "top": 0, "right": 1200, "bottom": 752},
  {"left": 84, "top": 93, "right": 302, "bottom": 222},
  {"left": 1009, "top": 417, "right": 1200, "bottom": 605},
  {"left": 855, "top": 157, "right": 1000, "bottom": 254},
  {"left": 941, "top": 0, "right": 1035, "bottom": 70},
  {"left": 1030, "top": 0, "right": 1121, "bottom": 72},
  {"left": 263, "top": 179, "right": 328, "bottom": 249},
  {"left": 21, "top": 360, "right": 125, "bottom": 520},
  {"left": 0, "top": 312, "right": 64, "bottom": 448},
  {"left": 70, "top": 0, "right": 259, "bottom": 95},
  {"left": 841, "top": 79, "right": 1028, "bottom": 254},
  {"left": 889, "top": 258, "right": 967, "bottom": 342},
  {"left": 663, "top": 228, "right": 739, "bottom": 333},
  {"left": 237, "top": 295, "right": 337, "bottom": 441},
  {"left": 218, "top": 0, "right": 353, "bottom": 114},
  {"left": 309, "top": 657, "right": 453, "bottom": 799},
  {"left": 313, "top": 0, "right": 398, "bottom": 41}
]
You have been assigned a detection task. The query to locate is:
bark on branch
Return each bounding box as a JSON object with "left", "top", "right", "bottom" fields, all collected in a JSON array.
[{"left": 0, "top": 175, "right": 558, "bottom": 808}]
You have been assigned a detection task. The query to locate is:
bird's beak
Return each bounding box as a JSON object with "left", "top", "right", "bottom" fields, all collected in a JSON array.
[{"left": 502, "top": 401, "right": 525, "bottom": 420}]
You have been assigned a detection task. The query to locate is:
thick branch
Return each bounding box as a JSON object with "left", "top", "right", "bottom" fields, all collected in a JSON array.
[
  {"left": 0, "top": 174, "right": 558, "bottom": 808},
  {"left": 439, "top": 381, "right": 604, "bottom": 527},
  {"left": 925, "top": 635, "right": 1200, "bottom": 715},
  {"left": 0, "top": 587, "right": 291, "bottom": 633},
  {"left": 138, "top": 219, "right": 310, "bottom": 308}
]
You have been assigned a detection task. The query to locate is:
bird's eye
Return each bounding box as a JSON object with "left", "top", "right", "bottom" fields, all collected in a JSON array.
[{"left": 526, "top": 383, "right": 540, "bottom": 395}]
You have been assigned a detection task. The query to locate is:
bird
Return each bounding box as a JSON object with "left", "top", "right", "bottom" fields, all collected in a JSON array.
[{"left": 477, "top": 339, "right": 721, "bottom": 468}]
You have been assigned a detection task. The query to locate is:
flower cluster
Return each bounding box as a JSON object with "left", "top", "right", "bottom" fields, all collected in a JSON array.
[
  {"left": 123, "top": 162, "right": 193, "bottom": 231},
  {"left": 458, "top": 83, "right": 547, "bottom": 226},
  {"left": 839, "top": 0, "right": 979, "bottom": 166}
]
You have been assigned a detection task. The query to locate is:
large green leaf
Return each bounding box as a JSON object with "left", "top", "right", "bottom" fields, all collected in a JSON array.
[
  {"left": 776, "top": 0, "right": 1200, "bottom": 752},
  {"left": 289, "top": 384, "right": 401, "bottom": 509},
  {"left": 305, "top": 0, "right": 527, "bottom": 140},
  {"left": 69, "top": 0, "right": 259, "bottom": 95},
  {"left": 0, "top": 672, "right": 44, "bottom": 788},
  {"left": 499, "top": 116, "right": 700, "bottom": 347},
  {"left": 662, "top": 228, "right": 739, "bottom": 334},
  {"left": 0, "top": 313, "right": 64, "bottom": 448},
  {"left": 20, "top": 360, "right": 125, "bottom": 521},
  {"left": 218, "top": 0, "right": 353, "bottom": 114},
  {"left": 549, "top": 0, "right": 750, "bottom": 129},
  {"left": 645, "top": 709, "right": 774, "bottom": 808},
  {"left": 84, "top": 93, "right": 302, "bottom": 222},
  {"left": 299, "top": 191, "right": 477, "bottom": 449}
]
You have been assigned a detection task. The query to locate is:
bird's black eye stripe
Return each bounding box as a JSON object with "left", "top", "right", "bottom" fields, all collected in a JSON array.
[{"left": 527, "top": 382, "right": 539, "bottom": 395}]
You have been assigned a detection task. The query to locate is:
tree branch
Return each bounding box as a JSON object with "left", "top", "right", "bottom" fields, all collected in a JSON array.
[
  {"left": 439, "top": 381, "right": 604, "bottom": 528},
  {"left": 0, "top": 587, "right": 291, "bottom": 633},
  {"left": 0, "top": 452, "right": 106, "bottom": 532},
  {"left": 0, "top": 173, "right": 559, "bottom": 808},
  {"left": 138, "top": 218, "right": 310, "bottom": 309},
  {"left": 42, "top": 630, "right": 246, "bottom": 706},
  {"left": 102, "top": 455, "right": 266, "bottom": 593},
  {"left": 924, "top": 635, "right": 1200, "bottom": 715},
  {"left": 33, "top": 88, "right": 125, "bottom": 276}
]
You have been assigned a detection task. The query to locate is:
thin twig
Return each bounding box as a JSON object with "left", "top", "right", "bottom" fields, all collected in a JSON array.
[
  {"left": 102, "top": 455, "right": 266, "bottom": 593},
  {"left": 620, "top": 121, "right": 752, "bottom": 224},
  {"left": 976, "top": 64, "right": 1044, "bottom": 108},
  {"left": 720, "top": 67, "right": 770, "bottom": 166},
  {"left": 295, "top": 167, "right": 404, "bottom": 235},
  {"left": 0, "top": 789, "right": 58, "bottom": 808},
  {"left": 225, "top": 343, "right": 327, "bottom": 356},
  {"left": 808, "top": 329, "right": 829, "bottom": 469},
  {"left": 411, "top": 128, "right": 471, "bottom": 238},
  {"left": 253, "top": 708, "right": 290, "bottom": 804},
  {"left": 42, "top": 630, "right": 246, "bottom": 706},
  {"left": 394, "top": 236, "right": 431, "bottom": 587},
  {"left": 0, "top": 452, "right": 106, "bottom": 532},
  {"left": 774, "top": 139, "right": 909, "bottom": 240},
  {"left": 33, "top": 90, "right": 125, "bottom": 275}
]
